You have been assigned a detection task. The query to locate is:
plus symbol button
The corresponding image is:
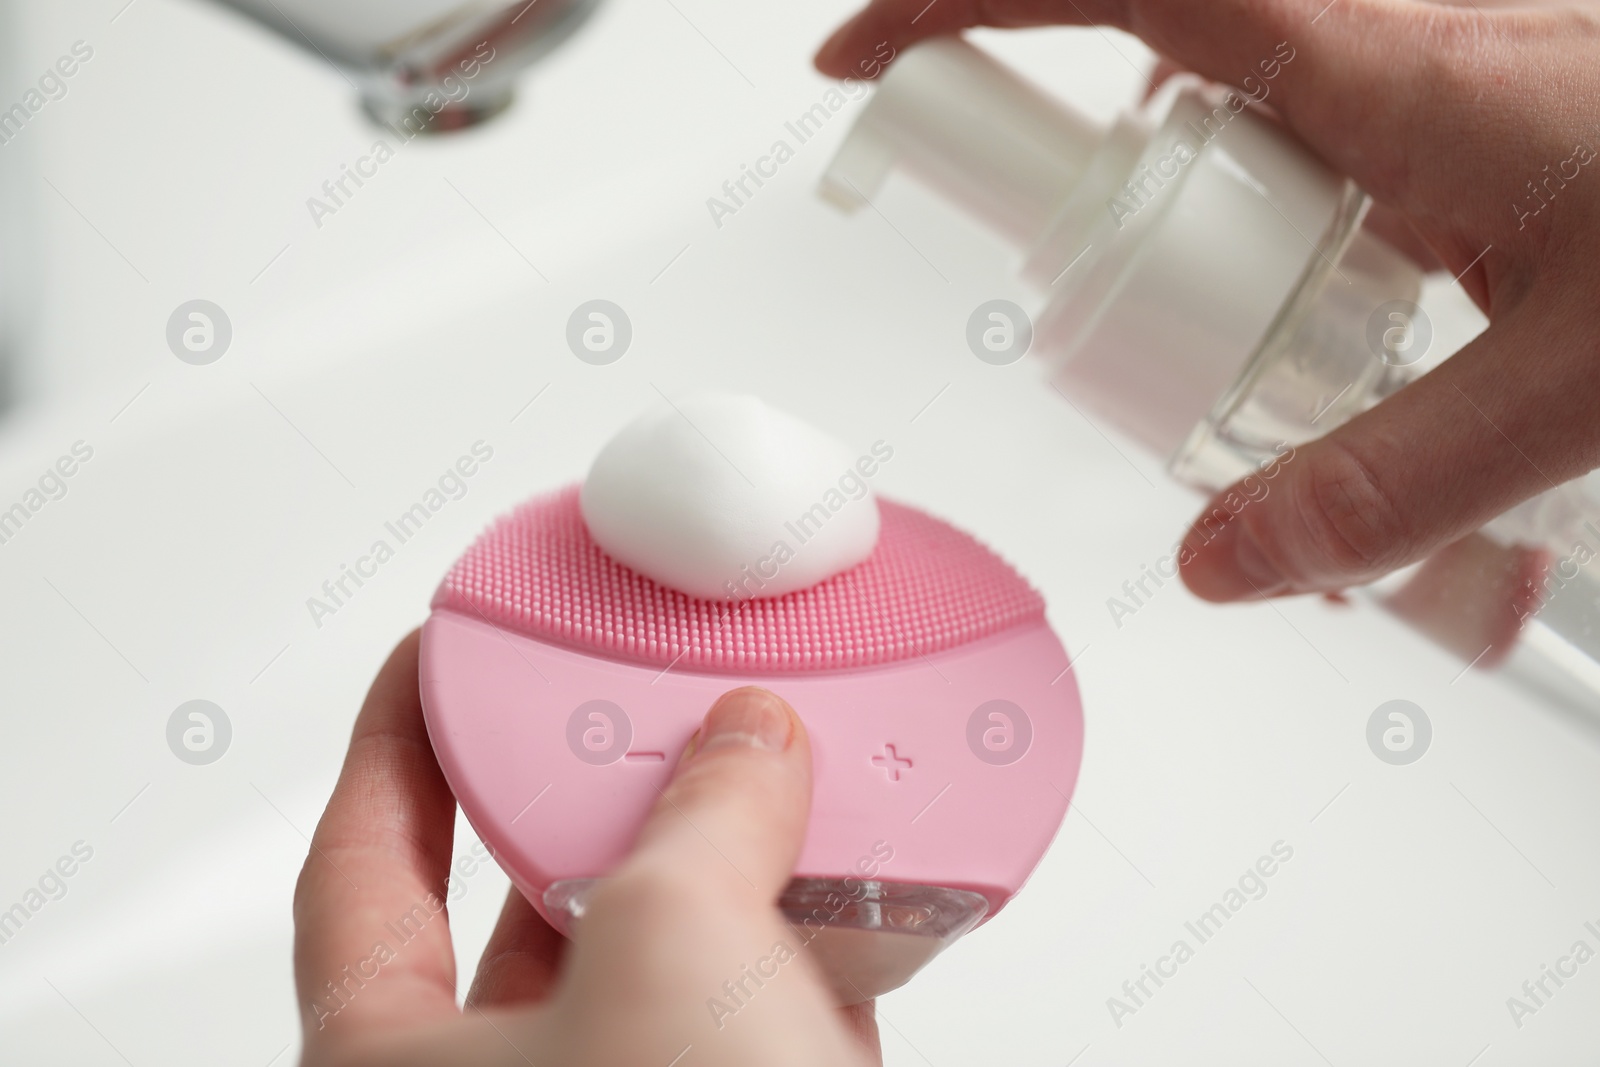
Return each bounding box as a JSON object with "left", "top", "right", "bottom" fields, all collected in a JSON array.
[{"left": 872, "top": 744, "right": 912, "bottom": 782}]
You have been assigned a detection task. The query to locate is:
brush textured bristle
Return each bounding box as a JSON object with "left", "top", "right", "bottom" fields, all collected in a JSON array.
[{"left": 432, "top": 486, "right": 1044, "bottom": 673}]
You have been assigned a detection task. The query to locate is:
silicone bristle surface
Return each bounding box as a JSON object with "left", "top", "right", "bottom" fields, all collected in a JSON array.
[{"left": 432, "top": 486, "right": 1045, "bottom": 673}]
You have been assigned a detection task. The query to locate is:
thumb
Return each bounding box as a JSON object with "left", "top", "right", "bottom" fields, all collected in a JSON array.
[
  {"left": 1179, "top": 300, "right": 1600, "bottom": 601},
  {"left": 548, "top": 694, "right": 873, "bottom": 1061},
  {"left": 612, "top": 686, "right": 811, "bottom": 905},
  {"left": 548, "top": 688, "right": 822, "bottom": 1050}
]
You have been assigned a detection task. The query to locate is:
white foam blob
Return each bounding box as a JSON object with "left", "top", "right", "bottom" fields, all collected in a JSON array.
[{"left": 581, "top": 393, "right": 881, "bottom": 600}]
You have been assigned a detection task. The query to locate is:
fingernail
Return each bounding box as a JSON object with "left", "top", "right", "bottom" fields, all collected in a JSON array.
[
  {"left": 1181, "top": 514, "right": 1289, "bottom": 602},
  {"left": 813, "top": 20, "right": 856, "bottom": 73},
  {"left": 814, "top": 38, "right": 843, "bottom": 72},
  {"left": 687, "top": 687, "right": 793, "bottom": 760},
  {"left": 1231, "top": 526, "right": 1288, "bottom": 596}
]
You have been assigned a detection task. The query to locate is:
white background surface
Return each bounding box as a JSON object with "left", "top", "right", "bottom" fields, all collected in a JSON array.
[{"left": 1, "top": 0, "right": 1598, "bottom": 1064}]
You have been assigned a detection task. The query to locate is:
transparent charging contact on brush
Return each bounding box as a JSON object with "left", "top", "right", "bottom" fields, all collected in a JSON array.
[{"left": 544, "top": 877, "right": 989, "bottom": 1003}]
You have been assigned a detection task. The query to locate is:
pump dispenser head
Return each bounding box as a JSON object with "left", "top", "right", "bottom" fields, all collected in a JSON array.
[{"left": 821, "top": 38, "right": 1107, "bottom": 248}]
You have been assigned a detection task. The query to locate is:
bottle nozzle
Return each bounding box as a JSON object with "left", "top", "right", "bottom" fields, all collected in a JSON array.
[{"left": 820, "top": 37, "right": 1108, "bottom": 248}]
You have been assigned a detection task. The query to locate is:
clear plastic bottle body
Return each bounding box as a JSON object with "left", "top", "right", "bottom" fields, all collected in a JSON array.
[
  {"left": 1169, "top": 187, "right": 1427, "bottom": 489},
  {"left": 1149, "top": 179, "right": 1600, "bottom": 693}
]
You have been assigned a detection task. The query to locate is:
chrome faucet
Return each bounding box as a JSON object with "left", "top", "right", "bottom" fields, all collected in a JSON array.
[{"left": 211, "top": 0, "right": 604, "bottom": 130}]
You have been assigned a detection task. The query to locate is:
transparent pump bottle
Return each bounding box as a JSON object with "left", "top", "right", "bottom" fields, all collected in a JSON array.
[{"left": 821, "top": 37, "right": 1600, "bottom": 707}]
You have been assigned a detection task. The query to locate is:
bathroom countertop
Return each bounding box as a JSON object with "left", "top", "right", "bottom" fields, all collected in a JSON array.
[{"left": 2, "top": 2, "right": 1598, "bottom": 1065}]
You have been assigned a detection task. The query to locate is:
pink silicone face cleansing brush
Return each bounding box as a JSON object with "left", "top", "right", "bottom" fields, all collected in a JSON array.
[{"left": 419, "top": 485, "right": 1084, "bottom": 1003}]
